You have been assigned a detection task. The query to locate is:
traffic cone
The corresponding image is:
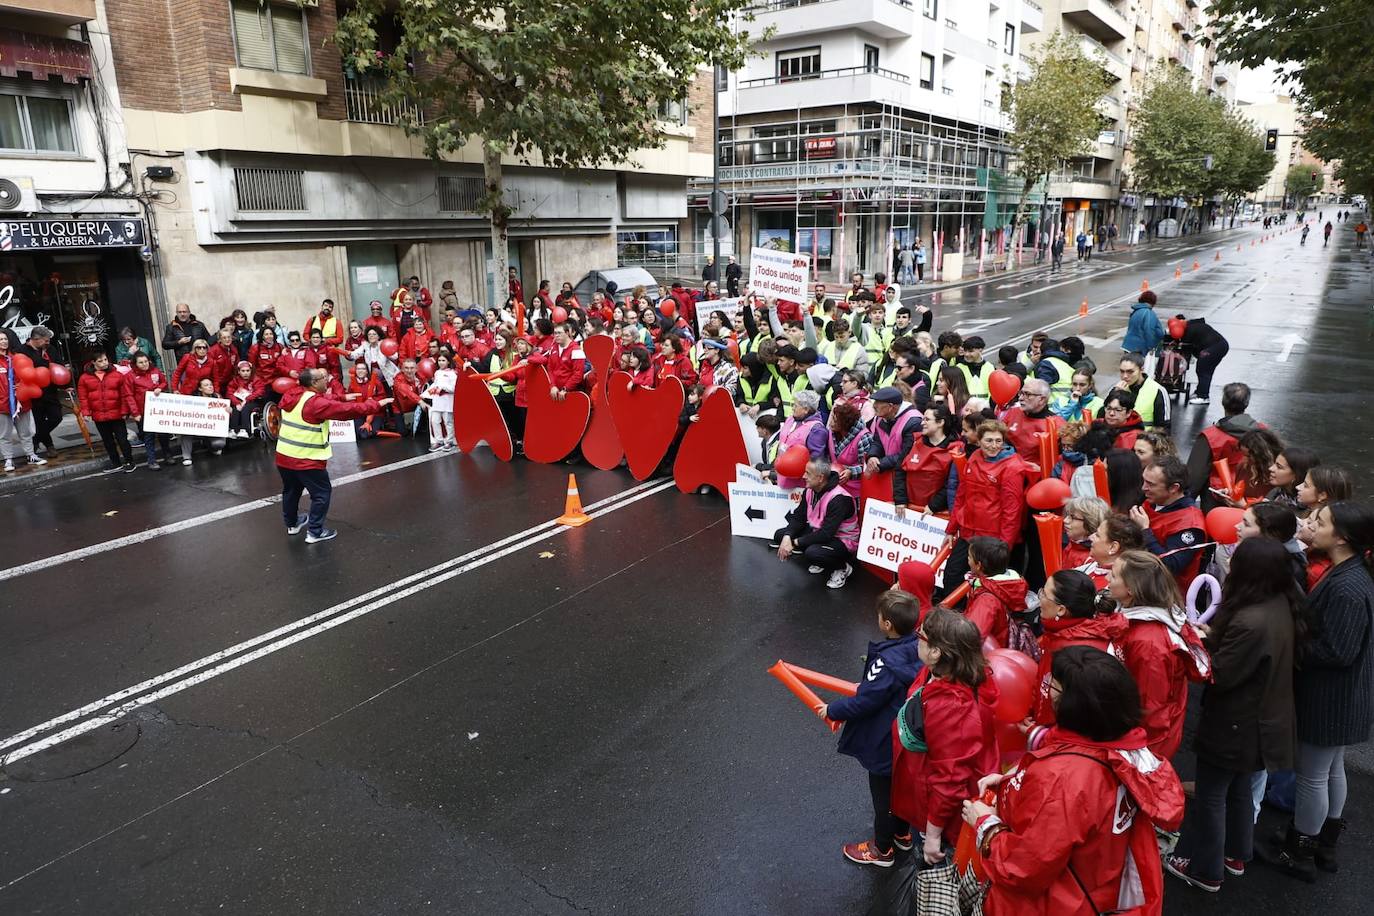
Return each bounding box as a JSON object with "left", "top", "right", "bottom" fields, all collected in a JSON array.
[
  {"left": 1141, "top": 279, "right": 1149, "bottom": 291},
  {"left": 1192, "top": 260, "right": 1200, "bottom": 271},
  {"left": 1079, "top": 298, "right": 1089, "bottom": 317},
  {"left": 1174, "top": 267, "right": 1182, "bottom": 279},
  {"left": 555, "top": 473, "right": 592, "bottom": 527},
  {"left": 1215, "top": 250, "right": 1221, "bottom": 261}
]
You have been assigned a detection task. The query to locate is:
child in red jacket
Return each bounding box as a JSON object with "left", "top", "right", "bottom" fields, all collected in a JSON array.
[
  {"left": 963, "top": 536, "right": 1031, "bottom": 653},
  {"left": 79, "top": 352, "right": 138, "bottom": 471}
]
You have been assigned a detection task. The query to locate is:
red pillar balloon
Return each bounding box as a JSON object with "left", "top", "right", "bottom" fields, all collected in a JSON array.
[{"left": 1034, "top": 512, "right": 1065, "bottom": 576}]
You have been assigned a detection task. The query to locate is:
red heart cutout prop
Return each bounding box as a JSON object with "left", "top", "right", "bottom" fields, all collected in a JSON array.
[
  {"left": 523, "top": 364, "right": 591, "bottom": 463},
  {"left": 453, "top": 369, "right": 513, "bottom": 461},
  {"left": 607, "top": 371, "right": 683, "bottom": 480},
  {"left": 672, "top": 388, "right": 748, "bottom": 496},
  {"left": 580, "top": 336, "right": 623, "bottom": 471}
]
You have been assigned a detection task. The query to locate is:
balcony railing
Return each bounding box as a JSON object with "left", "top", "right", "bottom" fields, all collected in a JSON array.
[
  {"left": 738, "top": 65, "right": 910, "bottom": 89},
  {"left": 745, "top": 0, "right": 911, "bottom": 10},
  {"left": 344, "top": 74, "right": 425, "bottom": 126}
]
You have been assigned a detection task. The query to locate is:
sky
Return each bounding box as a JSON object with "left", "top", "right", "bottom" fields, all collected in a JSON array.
[{"left": 1237, "top": 61, "right": 1288, "bottom": 105}]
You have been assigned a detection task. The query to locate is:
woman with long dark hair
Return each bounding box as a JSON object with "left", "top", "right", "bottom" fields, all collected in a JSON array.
[
  {"left": 1105, "top": 447, "right": 1145, "bottom": 513},
  {"left": 1266, "top": 445, "right": 1320, "bottom": 513},
  {"left": 1030, "top": 568, "right": 1126, "bottom": 725},
  {"left": 1166, "top": 537, "right": 1304, "bottom": 892}
]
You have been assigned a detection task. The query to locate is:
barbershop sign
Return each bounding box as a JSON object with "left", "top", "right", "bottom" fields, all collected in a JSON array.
[{"left": 0, "top": 217, "right": 146, "bottom": 251}]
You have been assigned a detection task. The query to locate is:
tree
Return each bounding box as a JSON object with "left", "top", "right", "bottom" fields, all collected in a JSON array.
[
  {"left": 1284, "top": 164, "right": 1323, "bottom": 207},
  {"left": 1004, "top": 31, "right": 1109, "bottom": 263},
  {"left": 1130, "top": 67, "right": 1218, "bottom": 214},
  {"left": 336, "top": 1, "right": 758, "bottom": 305}
]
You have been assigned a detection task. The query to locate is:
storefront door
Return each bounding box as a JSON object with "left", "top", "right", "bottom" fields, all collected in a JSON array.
[{"left": 346, "top": 243, "right": 400, "bottom": 321}]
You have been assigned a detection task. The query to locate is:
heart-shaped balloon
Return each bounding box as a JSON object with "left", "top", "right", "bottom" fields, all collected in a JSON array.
[
  {"left": 523, "top": 364, "right": 591, "bottom": 463},
  {"left": 607, "top": 371, "right": 684, "bottom": 480},
  {"left": 580, "top": 335, "right": 623, "bottom": 471},
  {"left": 672, "top": 388, "right": 748, "bottom": 496},
  {"left": 452, "top": 369, "right": 513, "bottom": 461}
]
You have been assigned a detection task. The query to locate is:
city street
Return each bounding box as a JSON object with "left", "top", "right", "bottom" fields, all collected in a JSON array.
[{"left": 2, "top": 220, "right": 1371, "bottom": 914}]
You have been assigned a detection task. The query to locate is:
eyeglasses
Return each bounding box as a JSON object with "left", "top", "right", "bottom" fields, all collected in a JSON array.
[{"left": 193, "top": 345, "right": 208, "bottom": 350}]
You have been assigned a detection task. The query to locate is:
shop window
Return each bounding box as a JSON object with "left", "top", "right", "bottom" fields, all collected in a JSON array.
[
  {"left": 776, "top": 47, "right": 821, "bottom": 82},
  {"left": 617, "top": 228, "right": 678, "bottom": 267},
  {"left": 0, "top": 78, "right": 77, "bottom": 154},
  {"left": 230, "top": 0, "right": 310, "bottom": 76}
]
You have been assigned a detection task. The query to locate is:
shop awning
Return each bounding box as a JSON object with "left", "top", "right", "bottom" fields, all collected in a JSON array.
[{"left": 0, "top": 28, "right": 93, "bottom": 84}]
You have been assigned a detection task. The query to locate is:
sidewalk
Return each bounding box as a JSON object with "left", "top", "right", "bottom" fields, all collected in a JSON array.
[{"left": 0, "top": 413, "right": 134, "bottom": 496}]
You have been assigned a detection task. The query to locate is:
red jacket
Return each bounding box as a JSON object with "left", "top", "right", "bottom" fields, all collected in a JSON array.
[
  {"left": 1119, "top": 606, "right": 1212, "bottom": 759},
  {"left": 391, "top": 304, "right": 431, "bottom": 335},
  {"left": 1001, "top": 407, "right": 1053, "bottom": 464},
  {"left": 1032, "top": 614, "right": 1128, "bottom": 724},
  {"left": 207, "top": 341, "right": 238, "bottom": 393},
  {"left": 629, "top": 366, "right": 656, "bottom": 387},
  {"left": 653, "top": 352, "right": 698, "bottom": 387},
  {"left": 983, "top": 728, "right": 1184, "bottom": 916},
  {"left": 127, "top": 364, "right": 168, "bottom": 415},
  {"left": 1111, "top": 413, "right": 1145, "bottom": 451},
  {"left": 279, "top": 346, "right": 317, "bottom": 378},
  {"left": 227, "top": 373, "right": 265, "bottom": 409},
  {"left": 391, "top": 372, "right": 423, "bottom": 413},
  {"left": 902, "top": 436, "right": 961, "bottom": 509},
  {"left": 454, "top": 340, "right": 492, "bottom": 370},
  {"left": 274, "top": 387, "right": 381, "bottom": 471},
  {"left": 398, "top": 329, "right": 435, "bottom": 363},
  {"left": 1061, "top": 539, "right": 1092, "bottom": 571},
  {"left": 965, "top": 574, "right": 1029, "bottom": 649},
  {"left": 952, "top": 448, "right": 1029, "bottom": 544},
  {"left": 547, "top": 341, "right": 586, "bottom": 392},
  {"left": 247, "top": 343, "right": 285, "bottom": 386},
  {"left": 308, "top": 343, "right": 338, "bottom": 377},
  {"left": 78, "top": 368, "right": 137, "bottom": 421},
  {"left": 172, "top": 353, "right": 219, "bottom": 396},
  {"left": 890, "top": 672, "right": 1000, "bottom": 844},
  {"left": 362, "top": 314, "right": 396, "bottom": 341}
]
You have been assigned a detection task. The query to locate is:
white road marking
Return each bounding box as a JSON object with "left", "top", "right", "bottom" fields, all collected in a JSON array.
[
  {"left": 0, "top": 478, "right": 675, "bottom": 765},
  {"left": 1078, "top": 327, "right": 1128, "bottom": 347},
  {"left": 1276, "top": 333, "right": 1304, "bottom": 362},
  {"left": 1007, "top": 263, "right": 1131, "bottom": 299},
  {"left": 0, "top": 451, "right": 453, "bottom": 582},
  {"left": 952, "top": 317, "right": 1010, "bottom": 335}
]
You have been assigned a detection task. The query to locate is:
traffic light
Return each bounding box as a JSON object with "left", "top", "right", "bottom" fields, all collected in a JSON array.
[
  {"left": 1311, "top": 171, "right": 1318, "bottom": 181},
  {"left": 1265, "top": 129, "right": 1279, "bottom": 151}
]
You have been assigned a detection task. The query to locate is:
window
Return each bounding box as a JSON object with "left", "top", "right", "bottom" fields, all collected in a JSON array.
[
  {"left": 864, "top": 45, "right": 880, "bottom": 73},
  {"left": 715, "top": 65, "right": 729, "bottom": 92},
  {"left": 718, "top": 128, "right": 735, "bottom": 167},
  {"left": 753, "top": 125, "right": 798, "bottom": 164},
  {"left": 1004, "top": 23, "right": 1016, "bottom": 55},
  {"left": 657, "top": 98, "right": 687, "bottom": 126},
  {"left": 437, "top": 176, "right": 483, "bottom": 212},
  {"left": 0, "top": 78, "right": 77, "bottom": 153},
  {"left": 923, "top": 0, "right": 937, "bottom": 19},
  {"left": 617, "top": 228, "right": 678, "bottom": 267},
  {"left": 776, "top": 47, "right": 821, "bottom": 82},
  {"left": 919, "top": 54, "right": 935, "bottom": 90},
  {"left": 234, "top": 167, "right": 306, "bottom": 211},
  {"left": 231, "top": 0, "right": 309, "bottom": 75}
]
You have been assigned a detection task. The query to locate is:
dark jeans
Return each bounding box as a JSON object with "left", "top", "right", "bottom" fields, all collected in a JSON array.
[
  {"left": 869, "top": 772, "right": 909, "bottom": 854},
  {"left": 135, "top": 420, "right": 170, "bottom": 465},
  {"left": 771, "top": 528, "right": 852, "bottom": 571},
  {"left": 1175, "top": 758, "right": 1257, "bottom": 882},
  {"left": 1194, "top": 340, "right": 1230, "bottom": 397},
  {"left": 94, "top": 418, "right": 134, "bottom": 466},
  {"left": 30, "top": 399, "right": 63, "bottom": 450},
  {"left": 916, "top": 263, "right": 924, "bottom": 281},
  {"left": 279, "top": 466, "right": 333, "bottom": 535}
]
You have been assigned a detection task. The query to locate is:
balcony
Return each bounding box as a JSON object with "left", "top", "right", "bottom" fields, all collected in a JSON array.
[
  {"left": 1020, "top": 0, "right": 1043, "bottom": 34},
  {"left": 0, "top": 0, "right": 94, "bottom": 24},
  {"left": 1080, "top": 34, "right": 1128, "bottom": 82},
  {"left": 733, "top": 65, "right": 909, "bottom": 115},
  {"left": 1062, "top": 0, "right": 1128, "bottom": 42},
  {"left": 1213, "top": 64, "right": 1231, "bottom": 85},
  {"left": 344, "top": 74, "right": 425, "bottom": 126},
  {"left": 1096, "top": 93, "right": 1124, "bottom": 121},
  {"left": 744, "top": 0, "right": 915, "bottom": 40},
  {"left": 1048, "top": 174, "right": 1118, "bottom": 200}
]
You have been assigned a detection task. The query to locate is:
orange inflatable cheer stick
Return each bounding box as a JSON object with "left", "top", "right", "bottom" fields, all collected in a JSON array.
[
  {"left": 930, "top": 541, "right": 953, "bottom": 574},
  {"left": 767, "top": 661, "right": 840, "bottom": 732},
  {"left": 783, "top": 663, "right": 858, "bottom": 698},
  {"left": 1034, "top": 512, "right": 1065, "bottom": 576},
  {"left": 943, "top": 579, "right": 972, "bottom": 608},
  {"left": 1213, "top": 458, "right": 1236, "bottom": 495},
  {"left": 1093, "top": 459, "right": 1109, "bottom": 503}
]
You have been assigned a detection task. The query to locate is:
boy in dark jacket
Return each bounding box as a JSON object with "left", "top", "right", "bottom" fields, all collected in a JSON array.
[{"left": 820, "top": 590, "right": 924, "bottom": 867}]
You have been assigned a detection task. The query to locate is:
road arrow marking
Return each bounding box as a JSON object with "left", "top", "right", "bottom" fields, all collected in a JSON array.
[{"left": 1277, "top": 333, "right": 1304, "bottom": 362}]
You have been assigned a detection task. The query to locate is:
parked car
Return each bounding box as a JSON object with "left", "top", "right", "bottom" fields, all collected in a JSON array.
[{"left": 572, "top": 268, "right": 663, "bottom": 307}]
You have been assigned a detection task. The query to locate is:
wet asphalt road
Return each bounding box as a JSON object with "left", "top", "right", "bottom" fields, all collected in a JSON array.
[{"left": 1, "top": 219, "right": 1371, "bottom": 915}]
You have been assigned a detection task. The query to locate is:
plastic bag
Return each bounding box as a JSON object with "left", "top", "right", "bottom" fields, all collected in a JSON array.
[{"left": 865, "top": 851, "right": 919, "bottom": 916}]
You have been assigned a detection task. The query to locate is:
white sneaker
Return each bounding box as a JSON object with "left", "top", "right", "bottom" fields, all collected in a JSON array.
[
  {"left": 3, "top": 459, "right": 13, "bottom": 473},
  {"left": 807, "top": 565, "right": 825, "bottom": 574},
  {"left": 1188, "top": 396, "right": 1210, "bottom": 405},
  {"left": 827, "top": 563, "right": 854, "bottom": 589},
  {"left": 27, "top": 455, "right": 46, "bottom": 466},
  {"left": 182, "top": 458, "right": 193, "bottom": 466}
]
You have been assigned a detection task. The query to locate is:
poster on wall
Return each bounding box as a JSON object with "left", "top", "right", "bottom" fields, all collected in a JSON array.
[{"left": 754, "top": 229, "right": 793, "bottom": 252}]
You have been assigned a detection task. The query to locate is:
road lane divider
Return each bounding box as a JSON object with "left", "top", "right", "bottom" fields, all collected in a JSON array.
[{"left": 0, "top": 478, "right": 672, "bottom": 764}]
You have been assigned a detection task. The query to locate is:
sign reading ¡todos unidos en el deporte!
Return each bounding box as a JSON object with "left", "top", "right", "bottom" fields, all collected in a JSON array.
[
  {"left": 748, "top": 247, "right": 811, "bottom": 304},
  {"left": 856, "top": 499, "right": 949, "bottom": 577}
]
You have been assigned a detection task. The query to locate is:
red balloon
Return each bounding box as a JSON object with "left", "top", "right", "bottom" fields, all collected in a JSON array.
[
  {"left": 774, "top": 443, "right": 810, "bottom": 479},
  {"left": 271, "top": 376, "right": 294, "bottom": 394},
  {"left": 995, "top": 718, "right": 1028, "bottom": 762},
  {"left": 660, "top": 300, "right": 677, "bottom": 318},
  {"left": 988, "top": 369, "right": 1021, "bottom": 406},
  {"left": 988, "top": 652, "right": 1034, "bottom": 724},
  {"left": 551, "top": 306, "right": 569, "bottom": 324},
  {"left": 32, "top": 366, "right": 51, "bottom": 388},
  {"left": 417, "top": 357, "right": 436, "bottom": 380},
  {"left": 1026, "top": 476, "right": 1072, "bottom": 510},
  {"left": 10, "top": 353, "right": 33, "bottom": 372},
  {"left": 379, "top": 338, "right": 400, "bottom": 358},
  {"left": 49, "top": 363, "right": 72, "bottom": 386},
  {"left": 17, "top": 383, "right": 43, "bottom": 403},
  {"left": 1167, "top": 317, "right": 1186, "bottom": 340},
  {"left": 1206, "top": 507, "right": 1245, "bottom": 545},
  {"left": 16, "top": 366, "right": 37, "bottom": 384},
  {"left": 989, "top": 647, "right": 1038, "bottom": 685}
]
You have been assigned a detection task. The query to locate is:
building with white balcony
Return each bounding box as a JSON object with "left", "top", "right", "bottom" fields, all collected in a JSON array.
[
  {"left": 698, "top": 0, "right": 1047, "bottom": 283},
  {"left": 1, "top": 0, "right": 147, "bottom": 362}
]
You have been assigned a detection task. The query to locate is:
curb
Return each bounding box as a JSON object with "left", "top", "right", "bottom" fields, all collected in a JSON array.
[{"left": 0, "top": 456, "right": 109, "bottom": 497}]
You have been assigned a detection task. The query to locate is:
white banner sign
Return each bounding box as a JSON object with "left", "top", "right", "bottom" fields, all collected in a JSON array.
[
  {"left": 856, "top": 499, "right": 949, "bottom": 574},
  {"left": 727, "top": 479, "right": 799, "bottom": 540},
  {"left": 143, "top": 392, "right": 230, "bottom": 437},
  {"left": 748, "top": 247, "right": 811, "bottom": 304},
  {"left": 328, "top": 419, "right": 357, "bottom": 444}
]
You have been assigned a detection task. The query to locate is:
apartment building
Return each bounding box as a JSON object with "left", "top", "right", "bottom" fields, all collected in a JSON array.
[
  {"left": 695, "top": 0, "right": 1047, "bottom": 284},
  {"left": 1240, "top": 95, "right": 1302, "bottom": 209},
  {"left": 1, "top": 0, "right": 146, "bottom": 365}
]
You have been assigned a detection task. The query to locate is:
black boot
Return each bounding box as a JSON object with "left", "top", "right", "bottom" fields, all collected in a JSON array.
[
  {"left": 1260, "top": 822, "right": 1317, "bottom": 882},
  {"left": 1315, "top": 817, "right": 1346, "bottom": 873}
]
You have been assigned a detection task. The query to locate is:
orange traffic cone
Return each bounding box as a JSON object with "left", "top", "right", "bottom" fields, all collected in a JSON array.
[
  {"left": 556, "top": 473, "right": 592, "bottom": 527},
  {"left": 1192, "top": 260, "right": 1200, "bottom": 271},
  {"left": 1141, "top": 279, "right": 1149, "bottom": 291},
  {"left": 1079, "top": 298, "right": 1089, "bottom": 317},
  {"left": 1174, "top": 267, "right": 1182, "bottom": 279},
  {"left": 1215, "top": 250, "right": 1221, "bottom": 261}
]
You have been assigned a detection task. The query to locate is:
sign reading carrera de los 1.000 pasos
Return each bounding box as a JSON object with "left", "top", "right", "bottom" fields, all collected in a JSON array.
[{"left": 0, "top": 217, "right": 146, "bottom": 251}]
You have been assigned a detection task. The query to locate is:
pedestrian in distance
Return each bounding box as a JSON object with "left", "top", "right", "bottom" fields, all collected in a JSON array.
[
  {"left": 1050, "top": 234, "right": 1065, "bottom": 274},
  {"left": 161, "top": 302, "right": 211, "bottom": 365},
  {"left": 914, "top": 240, "right": 926, "bottom": 282},
  {"left": 1301, "top": 224, "right": 1311, "bottom": 245},
  {"left": 276, "top": 368, "right": 391, "bottom": 544},
  {"left": 1076, "top": 230, "right": 1089, "bottom": 261},
  {"left": 818, "top": 589, "right": 923, "bottom": 868},
  {"left": 1324, "top": 221, "right": 1333, "bottom": 246}
]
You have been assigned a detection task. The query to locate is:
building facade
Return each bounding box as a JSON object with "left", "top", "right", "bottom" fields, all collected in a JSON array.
[{"left": 695, "top": 0, "right": 1046, "bottom": 285}]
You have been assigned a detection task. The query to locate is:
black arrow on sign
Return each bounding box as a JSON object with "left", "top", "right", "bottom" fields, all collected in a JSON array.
[{"left": 744, "top": 507, "right": 766, "bottom": 522}]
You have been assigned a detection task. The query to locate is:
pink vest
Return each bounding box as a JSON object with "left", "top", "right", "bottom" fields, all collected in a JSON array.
[
  {"left": 871, "top": 404, "right": 919, "bottom": 460},
  {"left": 805, "top": 485, "right": 860, "bottom": 551},
  {"left": 828, "top": 428, "right": 864, "bottom": 497},
  {"left": 778, "top": 414, "right": 822, "bottom": 489}
]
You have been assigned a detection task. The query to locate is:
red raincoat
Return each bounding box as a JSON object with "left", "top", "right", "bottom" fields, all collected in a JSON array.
[
  {"left": 1032, "top": 614, "right": 1128, "bottom": 725},
  {"left": 951, "top": 447, "right": 1030, "bottom": 545},
  {"left": 1119, "top": 606, "right": 1212, "bottom": 759},
  {"left": 965, "top": 575, "right": 1029, "bottom": 649}
]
